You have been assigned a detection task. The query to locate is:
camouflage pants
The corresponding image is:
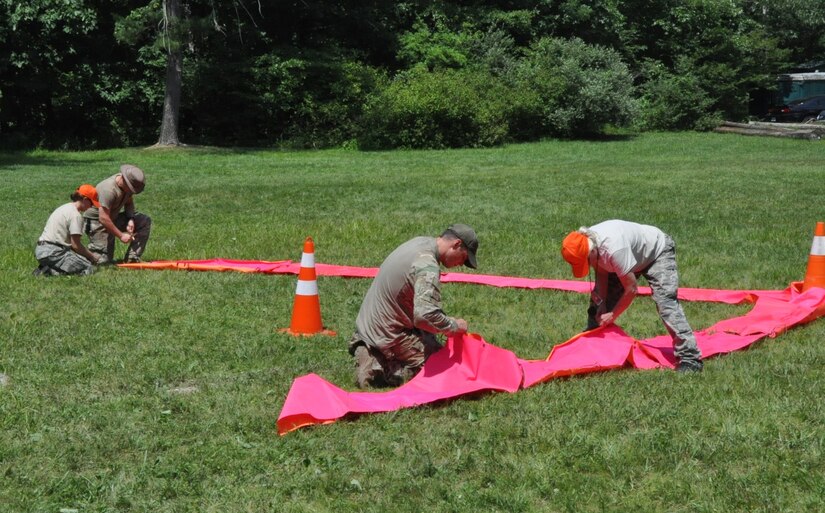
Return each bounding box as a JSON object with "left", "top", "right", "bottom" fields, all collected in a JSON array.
[
  {"left": 35, "top": 242, "right": 95, "bottom": 276},
  {"left": 587, "top": 236, "right": 702, "bottom": 365},
  {"left": 349, "top": 331, "right": 442, "bottom": 388},
  {"left": 84, "top": 211, "right": 151, "bottom": 264}
]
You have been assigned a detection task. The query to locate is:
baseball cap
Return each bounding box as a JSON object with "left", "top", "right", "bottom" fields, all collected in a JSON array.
[
  {"left": 561, "top": 231, "right": 590, "bottom": 278},
  {"left": 120, "top": 164, "right": 145, "bottom": 194},
  {"left": 76, "top": 184, "right": 100, "bottom": 207},
  {"left": 446, "top": 223, "right": 478, "bottom": 269}
]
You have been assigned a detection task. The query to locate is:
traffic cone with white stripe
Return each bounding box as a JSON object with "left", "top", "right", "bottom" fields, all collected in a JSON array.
[
  {"left": 281, "top": 237, "right": 336, "bottom": 336},
  {"left": 803, "top": 222, "right": 825, "bottom": 291}
]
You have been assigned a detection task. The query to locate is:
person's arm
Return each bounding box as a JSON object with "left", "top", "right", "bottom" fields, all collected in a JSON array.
[
  {"left": 70, "top": 234, "right": 100, "bottom": 264},
  {"left": 412, "top": 266, "right": 467, "bottom": 335},
  {"left": 99, "top": 206, "right": 133, "bottom": 244},
  {"left": 124, "top": 197, "right": 136, "bottom": 235},
  {"left": 593, "top": 265, "right": 609, "bottom": 315},
  {"left": 597, "top": 271, "right": 638, "bottom": 326}
]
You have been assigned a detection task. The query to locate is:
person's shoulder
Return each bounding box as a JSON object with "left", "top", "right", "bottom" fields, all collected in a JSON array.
[
  {"left": 394, "top": 236, "right": 433, "bottom": 254},
  {"left": 592, "top": 219, "right": 630, "bottom": 231},
  {"left": 411, "top": 248, "right": 439, "bottom": 275},
  {"left": 56, "top": 202, "right": 79, "bottom": 215},
  {"left": 94, "top": 174, "right": 116, "bottom": 187},
  {"left": 98, "top": 174, "right": 122, "bottom": 193},
  {"left": 407, "top": 235, "right": 435, "bottom": 245},
  {"left": 96, "top": 175, "right": 123, "bottom": 200}
]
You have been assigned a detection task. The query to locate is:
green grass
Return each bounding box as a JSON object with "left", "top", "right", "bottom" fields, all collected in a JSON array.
[{"left": 1, "top": 133, "right": 824, "bottom": 512}]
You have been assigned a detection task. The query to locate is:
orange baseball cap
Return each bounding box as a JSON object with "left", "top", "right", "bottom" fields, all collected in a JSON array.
[
  {"left": 561, "top": 231, "right": 590, "bottom": 278},
  {"left": 76, "top": 184, "right": 100, "bottom": 207}
]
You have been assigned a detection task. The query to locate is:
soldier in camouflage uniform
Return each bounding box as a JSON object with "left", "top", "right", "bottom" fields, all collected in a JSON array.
[
  {"left": 561, "top": 219, "right": 703, "bottom": 372},
  {"left": 349, "top": 224, "right": 479, "bottom": 388}
]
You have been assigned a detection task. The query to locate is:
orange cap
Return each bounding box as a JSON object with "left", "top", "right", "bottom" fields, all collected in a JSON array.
[
  {"left": 76, "top": 184, "right": 100, "bottom": 207},
  {"left": 561, "top": 231, "right": 590, "bottom": 278}
]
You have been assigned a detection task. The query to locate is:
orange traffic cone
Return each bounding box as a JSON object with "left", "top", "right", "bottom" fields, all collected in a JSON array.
[
  {"left": 281, "top": 237, "right": 336, "bottom": 336},
  {"left": 803, "top": 221, "right": 825, "bottom": 291}
]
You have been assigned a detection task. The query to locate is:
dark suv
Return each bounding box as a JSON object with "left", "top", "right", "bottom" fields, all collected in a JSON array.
[{"left": 767, "top": 95, "right": 825, "bottom": 122}]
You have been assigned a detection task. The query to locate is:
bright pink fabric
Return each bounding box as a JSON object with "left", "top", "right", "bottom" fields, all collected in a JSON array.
[
  {"left": 708, "top": 283, "right": 825, "bottom": 336},
  {"left": 121, "top": 258, "right": 786, "bottom": 304},
  {"left": 519, "top": 326, "right": 637, "bottom": 387},
  {"left": 277, "top": 284, "right": 825, "bottom": 434},
  {"left": 276, "top": 333, "right": 524, "bottom": 434},
  {"left": 115, "top": 259, "right": 824, "bottom": 434}
]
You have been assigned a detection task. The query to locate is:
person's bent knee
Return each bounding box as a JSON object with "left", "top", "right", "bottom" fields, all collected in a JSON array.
[
  {"left": 136, "top": 214, "right": 152, "bottom": 232},
  {"left": 94, "top": 253, "right": 113, "bottom": 265}
]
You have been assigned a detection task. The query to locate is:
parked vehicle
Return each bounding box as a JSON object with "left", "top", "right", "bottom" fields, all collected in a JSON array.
[{"left": 767, "top": 95, "right": 825, "bottom": 122}]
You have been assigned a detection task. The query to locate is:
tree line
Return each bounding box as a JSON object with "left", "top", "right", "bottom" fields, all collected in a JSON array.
[{"left": 1, "top": 0, "right": 823, "bottom": 150}]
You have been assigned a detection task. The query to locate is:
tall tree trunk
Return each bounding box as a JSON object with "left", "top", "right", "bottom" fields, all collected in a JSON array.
[{"left": 158, "top": 0, "right": 182, "bottom": 146}]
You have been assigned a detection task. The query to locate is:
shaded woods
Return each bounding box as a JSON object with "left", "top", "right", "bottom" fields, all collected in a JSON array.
[{"left": 1, "top": 0, "right": 823, "bottom": 149}]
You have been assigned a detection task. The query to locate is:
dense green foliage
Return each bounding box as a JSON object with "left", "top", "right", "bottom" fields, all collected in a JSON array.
[
  {"left": 359, "top": 67, "right": 512, "bottom": 149},
  {"left": 2, "top": 133, "right": 825, "bottom": 511},
  {"left": 0, "top": 0, "right": 822, "bottom": 149},
  {"left": 517, "top": 37, "right": 637, "bottom": 137}
]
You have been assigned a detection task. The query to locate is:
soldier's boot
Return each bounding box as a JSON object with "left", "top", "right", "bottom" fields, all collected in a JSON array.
[
  {"left": 354, "top": 345, "right": 379, "bottom": 388},
  {"left": 676, "top": 359, "right": 703, "bottom": 373}
]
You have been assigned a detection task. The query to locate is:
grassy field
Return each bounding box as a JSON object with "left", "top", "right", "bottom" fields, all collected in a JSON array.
[{"left": 1, "top": 133, "right": 824, "bottom": 512}]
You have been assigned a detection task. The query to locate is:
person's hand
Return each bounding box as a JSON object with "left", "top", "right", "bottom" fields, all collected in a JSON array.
[
  {"left": 126, "top": 219, "right": 135, "bottom": 234},
  {"left": 597, "top": 312, "right": 614, "bottom": 326},
  {"left": 119, "top": 232, "right": 134, "bottom": 244},
  {"left": 453, "top": 318, "right": 469, "bottom": 334}
]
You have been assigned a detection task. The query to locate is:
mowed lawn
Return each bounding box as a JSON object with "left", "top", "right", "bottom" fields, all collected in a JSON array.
[{"left": 1, "top": 132, "right": 824, "bottom": 512}]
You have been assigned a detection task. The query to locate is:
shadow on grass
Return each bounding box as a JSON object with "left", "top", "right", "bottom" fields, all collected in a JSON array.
[
  {"left": 0, "top": 145, "right": 293, "bottom": 170},
  {"left": 565, "top": 132, "right": 639, "bottom": 143},
  {"left": 356, "top": 132, "right": 640, "bottom": 152},
  {"left": 0, "top": 152, "right": 105, "bottom": 169}
]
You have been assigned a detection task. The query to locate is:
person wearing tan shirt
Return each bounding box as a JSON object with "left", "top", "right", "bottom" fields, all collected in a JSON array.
[
  {"left": 83, "top": 164, "right": 152, "bottom": 264},
  {"left": 34, "top": 184, "right": 101, "bottom": 276}
]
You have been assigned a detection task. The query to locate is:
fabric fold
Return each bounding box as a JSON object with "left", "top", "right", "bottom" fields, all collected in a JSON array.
[
  {"left": 277, "top": 283, "right": 825, "bottom": 435},
  {"left": 277, "top": 333, "right": 524, "bottom": 434}
]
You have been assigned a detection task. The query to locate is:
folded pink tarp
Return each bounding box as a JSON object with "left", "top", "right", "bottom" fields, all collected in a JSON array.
[
  {"left": 120, "top": 258, "right": 787, "bottom": 304},
  {"left": 277, "top": 283, "right": 825, "bottom": 434}
]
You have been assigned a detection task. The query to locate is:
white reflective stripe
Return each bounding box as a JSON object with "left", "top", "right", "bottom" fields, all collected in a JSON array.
[
  {"left": 295, "top": 280, "right": 318, "bottom": 295},
  {"left": 811, "top": 237, "right": 825, "bottom": 256},
  {"left": 300, "top": 252, "right": 315, "bottom": 268}
]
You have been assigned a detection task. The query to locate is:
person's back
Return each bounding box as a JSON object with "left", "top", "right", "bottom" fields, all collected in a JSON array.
[
  {"left": 82, "top": 174, "right": 128, "bottom": 222},
  {"left": 40, "top": 203, "right": 83, "bottom": 247},
  {"left": 34, "top": 185, "right": 100, "bottom": 276},
  {"left": 355, "top": 236, "right": 439, "bottom": 349},
  {"left": 589, "top": 220, "right": 668, "bottom": 275}
]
